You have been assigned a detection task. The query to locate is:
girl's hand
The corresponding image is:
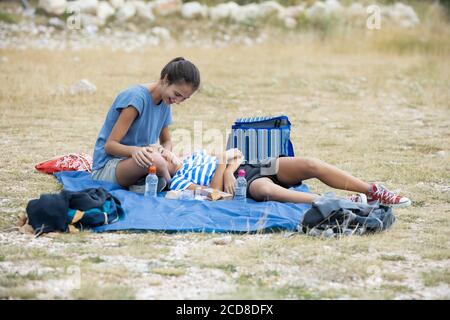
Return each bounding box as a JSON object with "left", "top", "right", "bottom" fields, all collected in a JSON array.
[
  {"left": 161, "top": 148, "right": 181, "bottom": 166},
  {"left": 145, "top": 144, "right": 181, "bottom": 166},
  {"left": 131, "top": 147, "right": 154, "bottom": 168},
  {"left": 218, "top": 148, "right": 243, "bottom": 164},
  {"left": 225, "top": 148, "right": 243, "bottom": 162},
  {"left": 223, "top": 171, "right": 236, "bottom": 195}
]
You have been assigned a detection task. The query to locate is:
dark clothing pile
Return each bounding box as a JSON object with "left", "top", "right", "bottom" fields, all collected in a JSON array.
[
  {"left": 301, "top": 194, "right": 395, "bottom": 237},
  {"left": 26, "top": 188, "right": 124, "bottom": 235}
]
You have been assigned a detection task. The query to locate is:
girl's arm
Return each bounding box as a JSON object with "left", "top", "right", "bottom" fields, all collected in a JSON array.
[
  {"left": 185, "top": 152, "right": 228, "bottom": 191},
  {"left": 104, "top": 106, "right": 154, "bottom": 167},
  {"left": 159, "top": 126, "right": 173, "bottom": 151},
  {"left": 223, "top": 156, "right": 244, "bottom": 195},
  {"left": 208, "top": 162, "right": 227, "bottom": 191},
  {"left": 202, "top": 151, "right": 242, "bottom": 192}
]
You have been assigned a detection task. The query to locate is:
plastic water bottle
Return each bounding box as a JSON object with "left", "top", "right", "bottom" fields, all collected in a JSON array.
[
  {"left": 144, "top": 166, "right": 158, "bottom": 197},
  {"left": 234, "top": 169, "right": 247, "bottom": 202}
]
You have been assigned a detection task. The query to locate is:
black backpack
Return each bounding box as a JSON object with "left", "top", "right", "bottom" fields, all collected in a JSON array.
[{"left": 300, "top": 195, "right": 395, "bottom": 237}]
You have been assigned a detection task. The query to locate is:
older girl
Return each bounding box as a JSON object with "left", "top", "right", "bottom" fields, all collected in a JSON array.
[{"left": 92, "top": 57, "right": 200, "bottom": 187}]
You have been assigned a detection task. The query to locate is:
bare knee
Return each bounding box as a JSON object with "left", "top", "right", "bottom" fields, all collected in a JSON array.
[
  {"left": 249, "top": 180, "right": 275, "bottom": 201},
  {"left": 115, "top": 159, "right": 148, "bottom": 187},
  {"left": 301, "top": 157, "right": 325, "bottom": 177}
]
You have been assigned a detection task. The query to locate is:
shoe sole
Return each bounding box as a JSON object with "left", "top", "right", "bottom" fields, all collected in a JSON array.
[
  {"left": 389, "top": 199, "right": 412, "bottom": 208},
  {"left": 360, "top": 193, "right": 367, "bottom": 205},
  {"left": 369, "top": 199, "right": 412, "bottom": 208}
]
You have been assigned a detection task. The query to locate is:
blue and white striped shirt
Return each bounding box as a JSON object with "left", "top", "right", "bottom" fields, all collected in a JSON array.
[{"left": 170, "top": 150, "right": 218, "bottom": 191}]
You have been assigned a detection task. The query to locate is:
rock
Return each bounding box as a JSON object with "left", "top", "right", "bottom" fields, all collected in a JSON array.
[
  {"left": 435, "top": 151, "right": 447, "bottom": 157},
  {"left": 81, "top": 13, "right": 104, "bottom": 28},
  {"left": 97, "top": 1, "right": 115, "bottom": 21},
  {"left": 278, "top": 4, "right": 305, "bottom": 20},
  {"left": 152, "top": 0, "right": 182, "bottom": 17},
  {"left": 308, "top": 227, "right": 322, "bottom": 237},
  {"left": 305, "top": 0, "right": 342, "bottom": 20},
  {"left": 385, "top": 2, "right": 420, "bottom": 28},
  {"left": 258, "top": 1, "right": 284, "bottom": 17},
  {"left": 230, "top": 4, "right": 261, "bottom": 23},
  {"left": 68, "top": 0, "right": 99, "bottom": 15},
  {"left": 1, "top": 56, "right": 8, "bottom": 63},
  {"left": 132, "top": 1, "right": 155, "bottom": 22},
  {"left": 284, "top": 17, "right": 297, "bottom": 29},
  {"left": 116, "top": 2, "right": 136, "bottom": 22},
  {"left": 212, "top": 236, "right": 232, "bottom": 245},
  {"left": 23, "top": 8, "right": 36, "bottom": 17},
  {"left": 69, "top": 79, "right": 97, "bottom": 95},
  {"left": 84, "top": 23, "right": 99, "bottom": 34},
  {"left": 346, "top": 2, "right": 366, "bottom": 19},
  {"left": 325, "top": 0, "right": 342, "bottom": 14},
  {"left": 38, "top": 0, "right": 67, "bottom": 15},
  {"left": 243, "top": 36, "right": 253, "bottom": 46},
  {"left": 48, "top": 17, "right": 65, "bottom": 28},
  {"left": 181, "top": 2, "right": 208, "bottom": 19},
  {"left": 322, "top": 228, "right": 335, "bottom": 238},
  {"left": 109, "top": 0, "right": 124, "bottom": 9},
  {"left": 305, "top": 1, "right": 327, "bottom": 19},
  {"left": 209, "top": 2, "right": 239, "bottom": 21},
  {"left": 151, "top": 26, "right": 171, "bottom": 41}
]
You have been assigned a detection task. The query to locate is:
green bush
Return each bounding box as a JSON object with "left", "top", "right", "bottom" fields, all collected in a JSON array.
[{"left": 0, "top": 10, "right": 18, "bottom": 24}]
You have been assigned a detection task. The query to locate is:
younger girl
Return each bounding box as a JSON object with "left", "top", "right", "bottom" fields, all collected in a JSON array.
[{"left": 154, "top": 147, "right": 412, "bottom": 208}]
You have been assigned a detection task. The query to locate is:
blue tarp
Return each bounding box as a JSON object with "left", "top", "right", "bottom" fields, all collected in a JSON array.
[{"left": 54, "top": 171, "right": 312, "bottom": 233}]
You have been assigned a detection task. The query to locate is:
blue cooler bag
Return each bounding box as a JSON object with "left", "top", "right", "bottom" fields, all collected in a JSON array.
[{"left": 226, "top": 116, "right": 295, "bottom": 164}]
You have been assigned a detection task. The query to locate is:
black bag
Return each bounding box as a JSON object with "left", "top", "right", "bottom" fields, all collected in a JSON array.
[
  {"left": 26, "top": 188, "right": 124, "bottom": 235},
  {"left": 300, "top": 195, "right": 395, "bottom": 237}
]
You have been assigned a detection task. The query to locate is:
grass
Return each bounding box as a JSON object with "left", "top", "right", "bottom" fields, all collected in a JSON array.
[
  {"left": 0, "top": 2, "right": 449, "bottom": 299},
  {"left": 0, "top": 10, "right": 19, "bottom": 24},
  {"left": 151, "top": 267, "right": 187, "bottom": 277},
  {"left": 72, "top": 284, "right": 136, "bottom": 300},
  {"left": 380, "top": 254, "right": 407, "bottom": 262},
  {"left": 422, "top": 269, "right": 450, "bottom": 287}
]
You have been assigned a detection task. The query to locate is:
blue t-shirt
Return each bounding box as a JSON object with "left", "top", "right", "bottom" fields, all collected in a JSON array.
[{"left": 92, "top": 84, "right": 172, "bottom": 171}]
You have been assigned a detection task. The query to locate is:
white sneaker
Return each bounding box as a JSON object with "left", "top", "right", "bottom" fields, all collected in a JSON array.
[{"left": 347, "top": 193, "right": 368, "bottom": 204}]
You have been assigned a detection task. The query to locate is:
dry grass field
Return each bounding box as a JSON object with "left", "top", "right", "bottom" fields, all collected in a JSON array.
[{"left": 0, "top": 4, "right": 449, "bottom": 299}]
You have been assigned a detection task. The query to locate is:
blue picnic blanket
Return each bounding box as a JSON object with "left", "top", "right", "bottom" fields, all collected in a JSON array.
[{"left": 54, "top": 171, "right": 312, "bottom": 233}]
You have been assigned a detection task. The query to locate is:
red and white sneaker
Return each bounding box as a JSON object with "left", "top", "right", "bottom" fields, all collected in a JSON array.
[
  {"left": 367, "top": 184, "right": 411, "bottom": 208},
  {"left": 347, "top": 193, "right": 367, "bottom": 204}
]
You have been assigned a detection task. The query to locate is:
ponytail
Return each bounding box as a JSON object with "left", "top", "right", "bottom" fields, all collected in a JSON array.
[{"left": 160, "top": 57, "right": 200, "bottom": 90}]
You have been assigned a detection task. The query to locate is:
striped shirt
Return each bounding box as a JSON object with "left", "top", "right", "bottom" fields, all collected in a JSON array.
[{"left": 170, "top": 150, "right": 218, "bottom": 191}]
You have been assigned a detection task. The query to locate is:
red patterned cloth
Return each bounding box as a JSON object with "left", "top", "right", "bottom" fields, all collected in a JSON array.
[{"left": 35, "top": 153, "right": 93, "bottom": 174}]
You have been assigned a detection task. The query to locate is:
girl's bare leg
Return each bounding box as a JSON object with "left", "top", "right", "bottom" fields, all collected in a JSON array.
[
  {"left": 276, "top": 157, "right": 371, "bottom": 194},
  {"left": 249, "top": 178, "right": 319, "bottom": 203},
  {"left": 115, "top": 158, "right": 149, "bottom": 187}
]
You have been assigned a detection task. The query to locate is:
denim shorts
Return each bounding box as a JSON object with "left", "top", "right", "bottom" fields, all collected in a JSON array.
[{"left": 92, "top": 158, "right": 122, "bottom": 185}]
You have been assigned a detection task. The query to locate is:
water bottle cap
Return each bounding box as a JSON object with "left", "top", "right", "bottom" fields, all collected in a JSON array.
[
  {"left": 148, "top": 166, "right": 157, "bottom": 174},
  {"left": 238, "top": 169, "right": 246, "bottom": 177}
]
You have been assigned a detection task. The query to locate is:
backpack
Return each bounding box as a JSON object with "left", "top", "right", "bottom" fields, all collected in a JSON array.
[
  {"left": 226, "top": 116, "right": 295, "bottom": 164},
  {"left": 300, "top": 195, "right": 396, "bottom": 237},
  {"left": 26, "top": 188, "right": 124, "bottom": 235}
]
